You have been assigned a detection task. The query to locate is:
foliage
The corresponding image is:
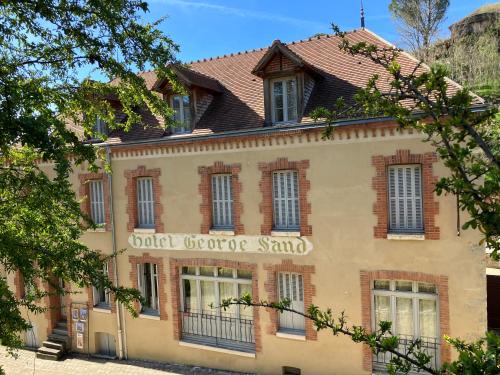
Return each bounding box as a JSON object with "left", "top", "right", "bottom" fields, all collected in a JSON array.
[
  {"left": 389, "top": 0, "right": 450, "bottom": 59},
  {"left": 221, "top": 295, "right": 500, "bottom": 375},
  {"left": 312, "top": 26, "right": 500, "bottom": 260},
  {"left": 0, "top": 1, "right": 178, "bottom": 371}
]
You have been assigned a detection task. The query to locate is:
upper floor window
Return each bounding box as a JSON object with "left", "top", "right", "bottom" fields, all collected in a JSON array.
[
  {"left": 272, "top": 78, "right": 297, "bottom": 123},
  {"left": 137, "top": 177, "right": 154, "bottom": 228},
  {"left": 172, "top": 95, "right": 191, "bottom": 134},
  {"left": 89, "top": 180, "right": 105, "bottom": 225},
  {"left": 273, "top": 170, "right": 300, "bottom": 231},
  {"left": 388, "top": 165, "right": 423, "bottom": 234},
  {"left": 211, "top": 174, "right": 233, "bottom": 229},
  {"left": 137, "top": 262, "right": 159, "bottom": 315}
]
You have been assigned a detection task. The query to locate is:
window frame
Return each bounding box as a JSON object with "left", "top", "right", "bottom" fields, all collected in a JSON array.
[
  {"left": 137, "top": 262, "right": 160, "bottom": 316},
  {"left": 272, "top": 169, "right": 300, "bottom": 231},
  {"left": 277, "top": 271, "right": 305, "bottom": 334},
  {"left": 88, "top": 179, "right": 105, "bottom": 226},
  {"left": 93, "top": 262, "right": 111, "bottom": 309},
  {"left": 211, "top": 173, "right": 234, "bottom": 230},
  {"left": 136, "top": 177, "right": 155, "bottom": 229},
  {"left": 270, "top": 77, "right": 298, "bottom": 124},
  {"left": 170, "top": 94, "right": 192, "bottom": 134}
]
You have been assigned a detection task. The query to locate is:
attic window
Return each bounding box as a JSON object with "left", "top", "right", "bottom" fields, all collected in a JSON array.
[
  {"left": 171, "top": 95, "right": 191, "bottom": 134},
  {"left": 271, "top": 77, "right": 298, "bottom": 123}
]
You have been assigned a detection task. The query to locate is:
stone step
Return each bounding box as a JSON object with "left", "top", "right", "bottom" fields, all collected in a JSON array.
[
  {"left": 52, "top": 328, "right": 68, "bottom": 336},
  {"left": 48, "top": 334, "right": 70, "bottom": 348},
  {"left": 56, "top": 321, "right": 67, "bottom": 329},
  {"left": 42, "top": 340, "right": 65, "bottom": 351},
  {"left": 36, "top": 352, "right": 60, "bottom": 361},
  {"left": 38, "top": 346, "right": 62, "bottom": 356}
]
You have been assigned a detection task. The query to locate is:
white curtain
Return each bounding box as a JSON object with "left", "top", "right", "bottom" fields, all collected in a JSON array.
[
  {"left": 419, "top": 299, "right": 437, "bottom": 338},
  {"left": 396, "top": 297, "right": 414, "bottom": 336},
  {"left": 374, "top": 295, "right": 391, "bottom": 330},
  {"left": 201, "top": 281, "right": 216, "bottom": 314}
]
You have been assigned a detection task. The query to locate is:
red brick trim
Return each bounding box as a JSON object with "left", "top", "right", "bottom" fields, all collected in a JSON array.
[
  {"left": 372, "top": 149, "right": 440, "bottom": 239},
  {"left": 169, "top": 258, "right": 261, "bottom": 352},
  {"left": 87, "top": 259, "right": 117, "bottom": 313},
  {"left": 198, "top": 161, "right": 244, "bottom": 234},
  {"left": 360, "top": 270, "right": 450, "bottom": 372},
  {"left": 124, "top": 166, "right": 164, "bottom": 232},
  {"left": 13, "top": 270, "right": 24, "bottom": 299},
  {"left": 128, "top": 253, "right": 167, "bottom": 320},
  {"left": 263, "top": 260, "right": 316, "bottom": 340},
  {"left": 258, "top": 158, "right": 312, "bottom": 235},
  {"left": 78, "top": 172, "right": 111, "bottom": 231}
]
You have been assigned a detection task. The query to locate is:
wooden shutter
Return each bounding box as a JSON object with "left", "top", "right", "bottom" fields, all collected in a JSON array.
[
  {"left": 137, "top": 263, "right": 145, "bottom": 310},
  {"left": 89, "top": 180, "right": 105, "bottom": 225},
  {"left": 278, "top": 272, "right": 305, "bottom": 331},
  {"left": 137, "top": 178, "right": 154, "bottom": 227},
  {"left": 211, "top": 174, "right": 233, "bottom": 228},
  {"left": 388, "top": 165, "right": 423, "bottom": 233},
  {"left": 273, "top": 170, "right": 299, "bottom": 230}
]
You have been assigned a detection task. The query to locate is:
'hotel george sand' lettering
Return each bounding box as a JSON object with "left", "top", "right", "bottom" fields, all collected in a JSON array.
[{"left": 129, "top": 233, "right": 313, "bottom": 255}]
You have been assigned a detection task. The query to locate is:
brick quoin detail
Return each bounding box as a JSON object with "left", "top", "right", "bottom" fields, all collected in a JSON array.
[
  {"left": 169, "top": 258, "right": 261, "bottom": 352},
  {"left": 129, "top": 253, "right": 168, "bottom": 320},
  {"left": 124, "top": 166, "right": 164, "bottom": 232},
  {"left": 198, "top": 161, "right": 244, "bottom": 234},
  {"left": 78, "top": 172, "right": 111, "bottom": 231},
  {"left": 372, "top": 149, "right": 440, "bottom": 239},
  {"left": 13, "top": 270, "right": 24, "bottom": 299},
  {"left": 264, "top": 260, "right": 316, "bottom": 340},
  {"left": 258, "top": 158, "right": 312, "bottom": 235},
  {"left": 87, "top": 259, "right": 117, "bottom": 314},
  {"left": 360, "top": 270, "right": 450, "bottom": 372}
]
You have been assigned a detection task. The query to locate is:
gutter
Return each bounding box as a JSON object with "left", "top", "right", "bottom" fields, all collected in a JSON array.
[{"left": 105, "top": 146, "right": 127, "bottom": 359}]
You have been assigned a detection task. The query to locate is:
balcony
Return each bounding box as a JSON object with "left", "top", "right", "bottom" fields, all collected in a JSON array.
[{"left": 180, "top": 309, "right": 255, "bottom": 353}]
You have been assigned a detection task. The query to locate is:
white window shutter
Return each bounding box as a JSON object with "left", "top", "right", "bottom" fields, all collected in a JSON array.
[
  {"left": 272, "top": 170, "right": 299, "bottom": 230},
  {"left": 137, "top": 178, "right": 154, "bottom": 228},
  {"left": 211, "top": 174, "right": 233, "bottom": 228},
  {"left": 92, "top": 286, "right": 99, "bottom": 306}
]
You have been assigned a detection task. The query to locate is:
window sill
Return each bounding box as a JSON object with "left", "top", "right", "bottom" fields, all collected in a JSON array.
[
  {"left": 92, "top": 307, "right": 111, "bottom": 314},
  {"left": 271, "top": 231, "right": 301, "bottom": 237},
  {"left": 387, "top": 233, "right": 425, "bottom": 241},
  {"left": 134, "top": 228, "right": 156, "bottom": 234},
  {"left": 139, "top": 313, "right": 160, "bottom": 320},
  {"left": 178, "top": 341, "right": 256, "bottom": 358},
  {"left": 276, "top": 331, "right": 306, "bottom": 341},
  {"left": 209, "top": 229, "right": 235, "bottom": 236}
]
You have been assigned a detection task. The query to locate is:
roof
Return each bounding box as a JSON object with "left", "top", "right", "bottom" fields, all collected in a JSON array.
[{"left": 107, "top": 28, "right": 482, "bottom": 144}]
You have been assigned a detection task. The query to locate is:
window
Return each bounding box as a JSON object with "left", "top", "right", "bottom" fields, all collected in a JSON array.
[
  {"left": 172, "top": 95, "right": 191, "bottom": 133},
  {"left": 180, "top": 266, "right": 254, "bottom": 352},
  {"left": 137, "top": 263, "right": 159, "bottom": 315},
  {"left": 89, "top": 180, "right": 105, "bottom": 225},
  {"left": 136, "top": 177, "right": 154, "bottom": 228},
  {"left": 278, "top": 272, "right": 305, "bottom": 333},
  {"left": 388, "top": 165, "right": 423, "bottom": 233},
  {"left": 272, "top": 78, "right": 297, "bottom": 123},
  {"left": 372, "top": 280, "right": 439, "bottom": 370},
  {"left": 273, "top": 170, "right": 300, "bottom": 230},
  {"left": 211, "top": 174, "right": 233, "bottom": 229},
  {"left": 93, "top": 262, "right": 111, "bottom": 308}
]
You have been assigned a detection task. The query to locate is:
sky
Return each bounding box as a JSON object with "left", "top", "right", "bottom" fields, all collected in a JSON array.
[{"left": 144, "top": 0, "right": 493, "bottom": 63}]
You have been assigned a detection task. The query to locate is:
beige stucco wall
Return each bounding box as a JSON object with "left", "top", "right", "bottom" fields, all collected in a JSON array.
[{"left": 14, "top": 125, "right": 487, "bottom": 374}]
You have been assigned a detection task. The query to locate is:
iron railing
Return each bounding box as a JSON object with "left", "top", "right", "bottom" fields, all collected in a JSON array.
[
  {"left": 373, "top": 335, "right": 440, "bottom": 373},
  {"left": 181, "top": 309, "right": 255, "bottom": 352}
]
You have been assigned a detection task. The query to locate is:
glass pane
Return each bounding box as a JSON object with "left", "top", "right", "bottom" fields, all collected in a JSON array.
[
  {"left": 374, "top": 295, "right": 391, "bottom": 330},
  {"left": 273, "top": 81, "right": 284, "bottom": 122},
  {"left": 237, "top": 269, "right": 252, "bottom": 280},
  {"left": 199, "top": 267, "right": 215, "bottom": 276},
  {"left": 239, "top": 283, "right": 253, "bottom": 319},
  {"left": 217, "top": 267, "right": 234, "bottom": 278},
  {"left": 286, "top": 79, "right": 297, "bottom": 121},
  {"left": 200, "top": 280, "right": 216, "bottom": 313},
  {"left": 418, "top": 282, "right": 437, "bottom": 294},
  {"left": 182, "top": 95, "right": 191, "bottom": 125},
  {"left": 396, "top": 281, "right": 413, "bottom": 292},
  {"left": 419, "top": 299, "right": 437, "bottom": 338},
  {"left": 374, "top": 280, "right": 391, "bottom": 290},
  {"left": 396, "top": 297, "right": 414, "bottom": 336},
  {"left": 183, "top": 279, "right": 198, "bottom": 312},
  {"left": 219, "top": 282, "right": 236, "bottom": 315},
  {"left": 182, "top": 266, "right": 196, "bottom": 275}
]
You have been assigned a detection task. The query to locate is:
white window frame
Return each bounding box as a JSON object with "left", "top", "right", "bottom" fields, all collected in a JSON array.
[
  {"left": 93, "top": 262, "right": 111, "bottom": 308},
  {"left": 272, "top": 170, "right": 300, "bottom": 231},
  {"left": 388, "top": 164, "right": 424, "bottom": 234},
  {"left": 271, "top": 77, "right": 298, "bottom": 123},
  {"left": 171, "top": 95, "right": 191, "bottom": 134},
  {"left": 277, "top": 272, "right": 305, "bottom": 333},
  {"left": 137, "top": 263, "right": 159, "bottom": 315},
  {"left": 211, "top": 174, "right": 233, "bottom": 229},
  {"left": 89, "top": 179, "right": 105, "bottom": 225},
  {"left": 136, "top": 177, "right": 154, "bottom": 228}
]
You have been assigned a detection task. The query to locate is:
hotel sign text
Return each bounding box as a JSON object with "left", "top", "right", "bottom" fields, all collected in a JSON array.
[{"left": 128, "top": 233, "right": 313, "bottom": 255}]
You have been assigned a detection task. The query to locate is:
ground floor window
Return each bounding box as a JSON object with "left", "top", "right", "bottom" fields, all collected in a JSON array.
[
  {"left": 372, "top": 280, "right": 439, "bottom": 370},
  {"left": 278, "top": 272, "right": 305, "bottom": 334},
  {"left": 137, "top": 263, "right": 159, "bottom": 316},
  {"left": 93, "top": 262, "right": 111, "bottom": 308},
  {"left": 180, "top": 266, "right": 254, "bottom": 352}
]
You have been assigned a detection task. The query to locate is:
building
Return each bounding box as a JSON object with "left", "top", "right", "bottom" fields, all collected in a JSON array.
[{"left": 7, "top": 29, "right": 494, "bottom": 374}]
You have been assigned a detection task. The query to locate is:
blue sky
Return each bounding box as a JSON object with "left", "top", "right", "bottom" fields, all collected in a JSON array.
[{"left": 146, "top": 0, "right": 491, "bottom": 63}]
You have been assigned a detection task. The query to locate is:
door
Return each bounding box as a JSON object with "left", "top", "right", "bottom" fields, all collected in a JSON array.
[
  {"left": 25, "top": 323, "right": 38, "bottom": 348},
  {"left": 95, "top": 332, "right": 116, "bottom": 357},
  {"left": 59, "top": 279, "right": 67, "bottom": 320},
  {"left": 487, "top": 275, "right": 500, "bottom": 332}
]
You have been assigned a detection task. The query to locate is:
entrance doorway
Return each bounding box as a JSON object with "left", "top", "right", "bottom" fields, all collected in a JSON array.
[{"left": 487, "top": 274, "right": 500, "bottom": 332}]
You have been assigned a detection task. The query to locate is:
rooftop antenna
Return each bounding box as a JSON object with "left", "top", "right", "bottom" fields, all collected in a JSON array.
[{"left": 360, "top": 0, "right": 366, "bottom": 29}]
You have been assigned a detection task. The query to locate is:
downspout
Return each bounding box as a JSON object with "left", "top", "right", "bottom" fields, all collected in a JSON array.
[{"left": 106, "top": 146, "right": 127, "bottom": 359}]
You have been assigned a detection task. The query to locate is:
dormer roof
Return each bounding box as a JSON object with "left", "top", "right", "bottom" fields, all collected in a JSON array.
[{"left": 152, "top": 65, "right": 222, "bottom": 93}]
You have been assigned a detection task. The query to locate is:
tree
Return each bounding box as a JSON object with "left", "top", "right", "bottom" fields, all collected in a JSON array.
[
  {"left": 389, "top": 0, "right": 450, "bottom": 59},
  {"left": 0, "top": 1, "right": 178, "bottom": 372}
]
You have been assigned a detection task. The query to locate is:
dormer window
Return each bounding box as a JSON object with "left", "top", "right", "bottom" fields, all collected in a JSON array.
[
  {"left": 86, "top": 116, "right": 107, "bottom": 141},
  {"left": 272, "top": 77, "right": 298, "bottom": 123},
  {"left": 171, "top": 95, "right": 191, "bottom": 134}
]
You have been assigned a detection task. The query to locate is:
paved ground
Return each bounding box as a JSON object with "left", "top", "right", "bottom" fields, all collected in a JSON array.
[{"left": 0, "top": 347, "right": 254, "bottom": 375}]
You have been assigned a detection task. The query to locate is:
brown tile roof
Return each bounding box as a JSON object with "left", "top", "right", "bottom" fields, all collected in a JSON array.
[{"left": 107, "top": 28, "right": 483, "bottom": 144}]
